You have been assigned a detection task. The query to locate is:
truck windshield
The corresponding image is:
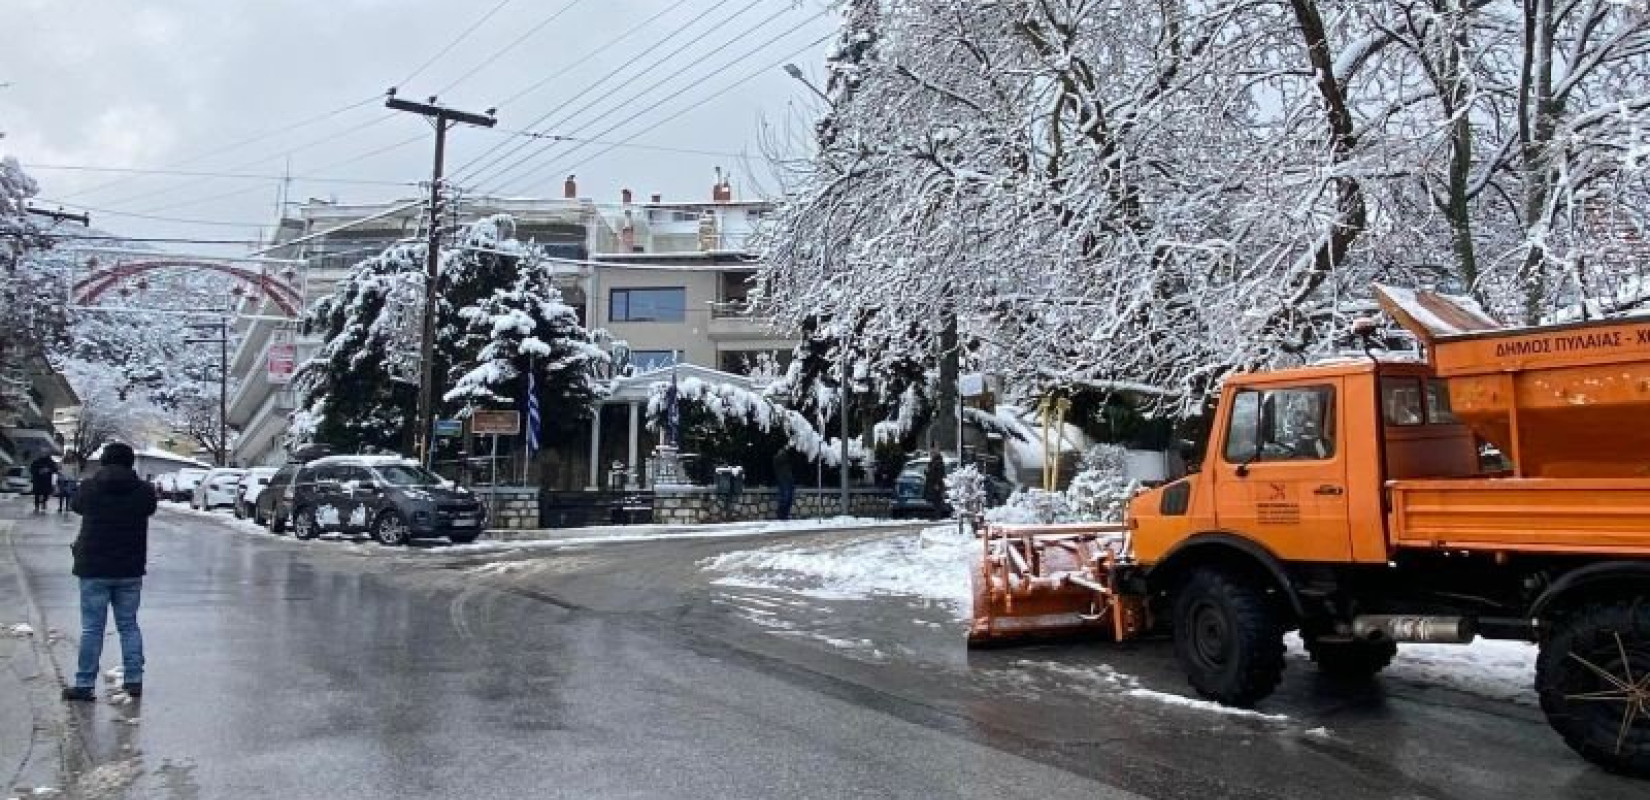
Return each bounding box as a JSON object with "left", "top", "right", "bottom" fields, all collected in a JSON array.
[{"left": 375, "top": 465, "right": 441, "bottom": 486}]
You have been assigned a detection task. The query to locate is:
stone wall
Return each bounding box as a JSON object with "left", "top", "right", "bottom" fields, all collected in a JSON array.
[
  {"left": 473, "top": 486, "right": 540, "bottom": 530},
  {"left": 651, "top": 486, "right": 893, "bottom": 525}
]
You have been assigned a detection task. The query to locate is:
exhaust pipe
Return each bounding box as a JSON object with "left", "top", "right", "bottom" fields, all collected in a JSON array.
[{"left": 1351, "top": 615, "right": 1476, "bottom": 644}]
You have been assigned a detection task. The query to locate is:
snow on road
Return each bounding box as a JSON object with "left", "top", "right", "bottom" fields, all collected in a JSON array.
[{"left": 703, "top": 526, "right": 1541, "bottom": 706}]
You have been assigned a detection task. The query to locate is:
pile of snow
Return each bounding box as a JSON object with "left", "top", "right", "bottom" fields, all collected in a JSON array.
[
  {"left": 702, "top": 526, "right": 975, "bottom": 615},
  {"left": 428, "top": 516, "right": 914, "bottom": 556},
  {"left": 1287, "top": 634, "right": 1539, "bottom": 704},
  {"left": 986, "top": 445, "right": 1135, "bottom": 524}
]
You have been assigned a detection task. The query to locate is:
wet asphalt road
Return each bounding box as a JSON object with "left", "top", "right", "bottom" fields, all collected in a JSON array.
[{"left": 2, "top": 498, "right": 1644, "bottom": 799}]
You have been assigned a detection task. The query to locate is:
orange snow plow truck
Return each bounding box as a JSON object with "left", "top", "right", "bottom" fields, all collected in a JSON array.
[{"left": 969, "top": 284, "right": 1650, "bottom": 775}]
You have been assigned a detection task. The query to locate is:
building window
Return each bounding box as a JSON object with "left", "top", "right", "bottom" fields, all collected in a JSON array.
[
  {"left": 610, "top": 288, "right": 686, "bottom": 322},
  {"left": 629, "top": 350, "right": 681, "bottom": 372}
]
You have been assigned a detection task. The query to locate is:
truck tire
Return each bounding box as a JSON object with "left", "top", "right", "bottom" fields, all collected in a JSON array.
[
  {"left": 1536, "top": 601, "right": 1650, "bottom": 776},
  {"left": 1304, "top": 637, "right": 1398, "bottom": 680},
  {"left": 1172, "top": 568, "right": 1287, "bottom": 707}
]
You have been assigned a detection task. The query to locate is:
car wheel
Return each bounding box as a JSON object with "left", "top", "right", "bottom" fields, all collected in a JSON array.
[
  {"left": 270, "top": 510, "right": 287, "bottom": 535},
  {"left": 372, "top": 510, "right": 410, "bottom": 547},
  {"left": 292, "top": 508, "right": 320, "bottom": 541},
  {"left": 233, "top": 502, "right": 244, "bottom": 519}
]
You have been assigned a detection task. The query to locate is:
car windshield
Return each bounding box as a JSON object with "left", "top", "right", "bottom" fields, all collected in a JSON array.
[{"left": 374, "top": 464, "right": 441, "bottom": 487}]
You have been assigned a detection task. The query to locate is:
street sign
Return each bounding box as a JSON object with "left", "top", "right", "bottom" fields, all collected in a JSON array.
[
  {"left": 471, "top": 410, "right": 521, "bottom": 435},
  {"left": 266, "top": 342, "right": 296, "bottom": 384},
  {"left": 959, "top": 373, "right": 986, "bottom": 398},
  {"left": 433, "top": 419, "right": 463, "bottom": 438}
]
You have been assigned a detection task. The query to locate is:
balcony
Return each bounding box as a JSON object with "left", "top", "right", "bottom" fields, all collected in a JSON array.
[{"left": 706, "top": 300, "right": 776, "bottom": 340}]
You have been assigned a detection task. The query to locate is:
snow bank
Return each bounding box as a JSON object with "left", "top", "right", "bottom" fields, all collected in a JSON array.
[
  {"left": 1285, "top": 633, "right": 1539, "bottom": 704},
  {"left": 428, "top": 516, "right": 919, "bottom": 556},
  {"left": 702, "top": 526, "right": 975, "bottom": 615}
]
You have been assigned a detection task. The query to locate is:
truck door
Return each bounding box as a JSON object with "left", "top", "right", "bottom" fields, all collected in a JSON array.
[{"left": 1213, "top": 380, "right": 1353, "bottom": 563}]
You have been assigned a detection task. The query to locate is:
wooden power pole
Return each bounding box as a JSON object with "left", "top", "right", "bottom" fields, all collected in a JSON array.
[{"left": 384, "top": 89, "right": 496, "bottom": 466}]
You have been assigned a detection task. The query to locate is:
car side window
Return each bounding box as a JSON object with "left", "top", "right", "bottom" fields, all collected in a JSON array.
[
  {"left": 335, "top": 466, "right": 371, "bottom": 487},
  {"left": 1224, "top": 385, "right": 1336, "bottom": 463}
]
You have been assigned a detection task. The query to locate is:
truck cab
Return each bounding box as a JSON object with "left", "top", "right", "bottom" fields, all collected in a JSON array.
[{"left": 1129, "top": 359, "right": 1479, "bottom": 568}]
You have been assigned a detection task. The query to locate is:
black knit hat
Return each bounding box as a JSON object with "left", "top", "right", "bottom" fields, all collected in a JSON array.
[{"left": 101, "top": 442, "right": 136, "bottom": 468}]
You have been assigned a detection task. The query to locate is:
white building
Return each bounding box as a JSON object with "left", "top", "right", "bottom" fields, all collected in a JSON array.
[{"left": 227, "top": 176, "right": 795, "bottom": 475}]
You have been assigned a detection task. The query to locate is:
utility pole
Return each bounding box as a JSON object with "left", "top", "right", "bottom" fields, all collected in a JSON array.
[
  {"left": 384, "top": 89, "right": 496, "bottom": 467},
  {"left": 185, "top": 320, "right": 231, "bottom": 466}
]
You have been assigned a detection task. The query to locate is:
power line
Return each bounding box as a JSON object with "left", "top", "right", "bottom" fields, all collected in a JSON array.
[
  {"left": 29, "top": 201, "right": 275, "bottom": 229},
  {"left": 396, "top": 0, "right": 517, "bottom": 89},
  {"left": 108, "top": 112, "right": 403, "bottom": 212},
  {"left": 454, "top": 0, "right": 752, "bottom": 184},
  {"left": 52, "top": 94, "right": 382, "bottom": 202},
  {"left": 470, "top": 128, "right": 749, "bottom": 160},
  {"left": 129, "top": 132, "right": 429, "bottom": 218},
  {"left": 434, "top": 0, "right": 591, "bottom": 95},
  {"left": 493, "top": 2, "right": 686, "bottom": 109},
  {"left": 24, "top": 163, "right": 416, "bottom": 186},
  {"left": 492, "top": 17, "right": 832, "bottom": 196}
]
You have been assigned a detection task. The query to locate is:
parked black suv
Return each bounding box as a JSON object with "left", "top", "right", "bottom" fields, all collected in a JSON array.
[
  {"left": 258, "top": 463, "right": 300, "bottom": 532},
  {"left": 286, "top": 456, "right": 486, "bottom": 545}
]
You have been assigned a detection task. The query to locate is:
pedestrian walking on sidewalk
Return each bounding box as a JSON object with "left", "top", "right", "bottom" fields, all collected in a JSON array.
[
  {"left": 62, "top": 443, "right": 156, "bottom": 702},
  {"left": 56, "top": 472, "right": 79, "bottom": 514},
  {"left": 28, "top": 454, "right": 56, "bottom": 513},
  {"left": 773, "top": 447, "right": 796, "bottom": 521}
]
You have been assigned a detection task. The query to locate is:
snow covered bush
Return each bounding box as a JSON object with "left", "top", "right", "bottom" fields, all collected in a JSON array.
[
  {"left": 944, "top": 464, "right": 987, "bottom": 520},
  {"left": 985, "top": 489, "right": 1073, "bottom": 526},
  {"left": 1066, "top": 445, "right": 1135, "bottom": 523}
]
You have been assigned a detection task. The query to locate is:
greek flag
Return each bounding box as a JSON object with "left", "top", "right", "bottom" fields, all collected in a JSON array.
[{"left": 526, "top": 369, "right": 541, "bottom": 454}]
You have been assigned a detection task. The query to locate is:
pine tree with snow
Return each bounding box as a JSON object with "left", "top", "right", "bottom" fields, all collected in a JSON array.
[{"left": 296, "top": 216, "right": 603, "bottom": 454}]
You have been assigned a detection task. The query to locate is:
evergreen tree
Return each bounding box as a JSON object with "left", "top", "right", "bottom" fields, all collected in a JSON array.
[{"left": 295, "top": 216, "right": 602, "bottom": 454}]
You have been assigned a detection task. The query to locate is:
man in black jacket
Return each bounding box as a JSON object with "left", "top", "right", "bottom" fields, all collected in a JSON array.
[{"left": 62, "top": 442, "right": 156, "bottom": 702}]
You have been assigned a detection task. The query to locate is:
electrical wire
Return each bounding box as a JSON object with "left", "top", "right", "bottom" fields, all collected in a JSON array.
[
  {"left": 107, "top": 112, "right": 404, "bottom": 212},
  {"left": 396, "top": 0, "right": 517, "bottom": 89},
  {"left": 453, "top": 0, "right": 752, "bottom": 184},
  {"left": 52, "top": 94, "right": 382, "bottom": 202},
  {"left": 433, "top": 0, "right": 591, "bottom": 96},
  {"left": 27, "top": 201, "right": 278, "bottom": 229},
  {"left": 470, "top": 128, "right": 749, "bottom": 160},
  {"left": 492, "top": 2, "right": 685, "bottom": 110},
  {"left": 490, "top": 18, "right": 832, "bottom": 196},
  {"left": 25, "top": 164, "right": 416, "bottom": 187}
]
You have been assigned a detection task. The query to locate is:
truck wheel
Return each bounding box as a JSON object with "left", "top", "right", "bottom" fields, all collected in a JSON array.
[
  {"left": 1305, "top": 637, "right": 1398, "bottom": 680},
  {"left": 1172, "top": 568, "right": 1287, "bottom": 707},
  {"left": 1536, "top": 601, "right": 1650, "bottom": 776}
]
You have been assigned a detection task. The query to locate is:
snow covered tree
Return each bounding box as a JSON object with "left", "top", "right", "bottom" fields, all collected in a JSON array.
[
  {"left": 760, "top": 0, "right": 1650, "bottom": 420},
  {"left": 296, "top": 216, "right": 602, "bottom": 454}
]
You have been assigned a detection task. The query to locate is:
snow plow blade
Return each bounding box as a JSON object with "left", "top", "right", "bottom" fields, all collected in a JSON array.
[{"left": 967, "top": 523, "right": 1149, "bottom": 647}]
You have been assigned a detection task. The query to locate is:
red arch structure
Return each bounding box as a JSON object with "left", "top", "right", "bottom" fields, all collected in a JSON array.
[{"left": 72, "top": 259, "right": 303, "bottom": 318}]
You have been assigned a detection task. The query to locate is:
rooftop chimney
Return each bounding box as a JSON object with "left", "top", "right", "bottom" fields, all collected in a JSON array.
[
  {"left": 651, "top": 193, "right": 662, "bottom": 204},
  {"left": 563, "top": 174, "right": 578, "bottom": 199},
  {"left": 712, "top": 166, "right": 733, "bottom": 203},
  {"left": 621, "top": 188, "right": 633, "bottom": 205}
]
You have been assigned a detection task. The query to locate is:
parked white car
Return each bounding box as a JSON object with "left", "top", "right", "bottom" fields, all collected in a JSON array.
[
  {"left": 234, "top": 467, "right": 279, "bottom": 519},
  {"left": 3, "top": 466, "right": 30, "bottom": 493},
  {"left": 193, "top": 468, "right": 247, "bottom": 510},
  {"left": 172, "top": 468, "right": 209, "bottom": 502}
]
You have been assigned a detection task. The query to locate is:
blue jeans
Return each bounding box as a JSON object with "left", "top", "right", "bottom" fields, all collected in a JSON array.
[{"left": 75, "top": 577, "right": 144, "bottom": 689}]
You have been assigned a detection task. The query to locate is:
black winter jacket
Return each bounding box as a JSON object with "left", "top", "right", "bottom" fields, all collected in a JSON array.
[{"left": 71, "top": 465, "right": 158, "bottom": 578}]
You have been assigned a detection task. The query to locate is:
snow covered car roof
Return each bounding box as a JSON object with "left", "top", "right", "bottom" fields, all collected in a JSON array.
[{"left": 305, "top": 455, "right": 421, "bottom": 468}]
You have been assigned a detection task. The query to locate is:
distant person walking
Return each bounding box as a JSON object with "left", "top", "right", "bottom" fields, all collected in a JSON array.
[
  {"left": 62, "top": 443, "right": 156, "bottom": 702},
  {"left": 56, "top": 472, "right": 79, "bottom": 514},
  {"left": 773, "top": 447, "right": 796, "bottom": 521},
  {"left": 923, "top": 444, "right": 949, "bottom": 520},
  {"left": 28, "top": 454, "right": 57, "bottom": 513}
]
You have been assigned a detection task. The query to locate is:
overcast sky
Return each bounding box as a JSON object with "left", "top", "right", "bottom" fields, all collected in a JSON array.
[{"left": 0, "top": 0, "right": 836, "bottom": 252}]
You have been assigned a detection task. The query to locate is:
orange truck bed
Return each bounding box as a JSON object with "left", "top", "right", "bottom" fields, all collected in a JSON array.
[{"left": 1388, "top": 478, "right": 1650, "bottom": 555}]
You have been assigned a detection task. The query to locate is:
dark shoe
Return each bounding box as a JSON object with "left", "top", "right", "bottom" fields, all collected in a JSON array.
[
  {"left": 61, "top": 686, "right": 95, "bottom": 702},
  {"left": 122, "top": 682, "right": 142, "bottom": 698}
]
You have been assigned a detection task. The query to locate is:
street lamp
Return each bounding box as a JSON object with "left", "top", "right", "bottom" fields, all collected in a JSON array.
[{"left": 783, "top": 63, "right": 832, "bottom": 104}]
